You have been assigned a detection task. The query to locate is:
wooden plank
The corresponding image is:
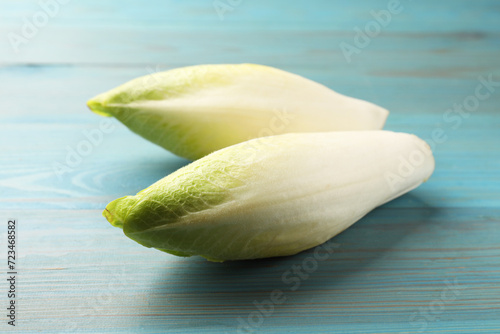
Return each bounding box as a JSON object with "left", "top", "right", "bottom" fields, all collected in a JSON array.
[
  {"left": 1, "top": 27, "right": 500, "bottom": 66},
  {"left": 1, "top": 0, "right": 500, "bottom": 32},
  {"left": 1, "top": 0, "right": 500, "bottom": 65}
]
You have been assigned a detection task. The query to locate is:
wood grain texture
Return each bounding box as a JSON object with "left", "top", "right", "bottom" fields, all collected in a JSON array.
[{"left": 0, "top": 0, "right": 499, "bottom": 333}]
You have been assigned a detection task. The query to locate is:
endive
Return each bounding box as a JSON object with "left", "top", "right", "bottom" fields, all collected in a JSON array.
[
  {"left": 87, "top": 64, "right": 388, "bottom": 160},
  {"left": 104, "top": 131, "right": 434, "bottom": 261}
]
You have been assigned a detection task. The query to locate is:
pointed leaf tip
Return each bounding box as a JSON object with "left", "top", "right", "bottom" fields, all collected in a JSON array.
[{"left": 87, "top": 96, "right": 112, "bottom": 117}]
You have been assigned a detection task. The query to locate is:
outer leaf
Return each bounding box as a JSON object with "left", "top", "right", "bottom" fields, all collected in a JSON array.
[{"left": 87, "top": 64, "right": 389, "bottom": 160}]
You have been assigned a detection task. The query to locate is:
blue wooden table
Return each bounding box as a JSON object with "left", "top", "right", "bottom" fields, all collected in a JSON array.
[{"left": 1, "top": 1, "right": 499, "bottom": 333}]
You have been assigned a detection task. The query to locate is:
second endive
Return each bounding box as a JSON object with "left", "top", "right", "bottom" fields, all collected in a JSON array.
[
  {"left": 87, "top": 64, "right": 388, "bottom": 160},
  {"left": 103, "top": 131, "right": 434, "bottom": 261}
]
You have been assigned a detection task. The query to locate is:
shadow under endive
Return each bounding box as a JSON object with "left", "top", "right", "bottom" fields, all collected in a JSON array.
[{"left": 139, "top": 193, "right": 441, "bottom": 331}]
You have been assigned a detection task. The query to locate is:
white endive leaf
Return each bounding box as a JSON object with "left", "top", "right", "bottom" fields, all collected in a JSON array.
[
  {"left": 104, "top": 131, "right": 434, "bottom": 261},
  {"left": 87, "top": 64, "right": 389, "bottom": 160}
]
